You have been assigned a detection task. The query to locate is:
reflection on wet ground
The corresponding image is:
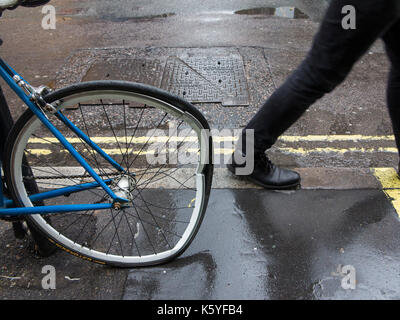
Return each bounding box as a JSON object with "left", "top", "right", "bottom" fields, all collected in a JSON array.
[
  {"left": 235, "top": 7, "right": 308, "bottom": 19},
  {"left": 81, "top": 1, "right": 314, "bottom": 21},
  {"left": 92, "top": 6, "right": 309, "bottom": 22},
  {"left": 99, "top": 13, "right": 176, "bottom": 23},
  {"left": 124, "top": 189, "right": 400, "bottom": 300}
]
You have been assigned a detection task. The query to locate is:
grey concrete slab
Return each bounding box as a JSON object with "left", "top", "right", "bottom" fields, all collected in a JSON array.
[
  {"left": 124, "top": 189, "right": 400, "bottom": 300},
  {"left": 213, "top": 167, "right": 381, "bottom": 190}
]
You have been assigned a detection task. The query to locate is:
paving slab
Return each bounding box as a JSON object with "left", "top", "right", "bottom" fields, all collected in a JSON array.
[{"left": 123, "top": 189, "right": 400, "bottom": 300}]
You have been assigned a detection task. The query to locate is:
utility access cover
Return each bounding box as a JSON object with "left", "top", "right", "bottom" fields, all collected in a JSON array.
[
  {"left": 81, "top": 54, "right": 249, "bottom": 107},
  {"left": 161, "top": 55, "right": 249, "bottom": 106}
]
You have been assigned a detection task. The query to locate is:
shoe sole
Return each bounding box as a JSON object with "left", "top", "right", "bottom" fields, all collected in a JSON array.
[{"left": 226, "top": 164, "right": 301, "bottom": 190}]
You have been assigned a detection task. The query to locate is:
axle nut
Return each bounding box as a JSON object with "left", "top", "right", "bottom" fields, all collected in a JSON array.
[{"left": 113, "top": 202, "right": 121, "bottom": 210}]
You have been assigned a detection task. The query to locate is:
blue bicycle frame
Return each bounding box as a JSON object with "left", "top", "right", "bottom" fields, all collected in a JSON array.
[{"left": 0, "top": 57, "right": 130, "bottom": 216}]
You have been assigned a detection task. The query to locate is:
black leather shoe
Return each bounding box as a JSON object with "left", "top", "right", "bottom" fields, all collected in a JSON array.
[{"left": 227, "top": 152, "right": 301, "bottom": 189}]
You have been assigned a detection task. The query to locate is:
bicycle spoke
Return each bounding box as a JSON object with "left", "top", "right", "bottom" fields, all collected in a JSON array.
[
  {"left": 100, "top": 99, "right": 129, "bottom": 170},
  {"left": 122, "top": 210, "right": 142, "bottom": 257},
  {"left": 123, "top": 208, "right": 184, "bottom": 239},
  {"left": 106, "top": 208, "right": 125, "bottom": 256},
  {"left": 134, "top": 187, "right": 172, "bottom": 250},
  {"left": 8, "top": 87, "right": 211, "bottom": 266},
  {"left": 132, "top": 204, "right": 158, "bottom": 255}
]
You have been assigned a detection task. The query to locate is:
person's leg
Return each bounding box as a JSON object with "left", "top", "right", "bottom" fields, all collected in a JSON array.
[
  {"left": 0, "top": 85, "right": 13, "bottom": 160},
  {"left": 0, "top": 86, "right": 25, "bottom": 237},
  {"left": 0, "top": 86, "right": 56, "bottom": 253},
  {"left": 242, "top": 0, "right": 400, "bottom": 154},
  {"left": 381, "top": 21, "right": 400, "bottom": 168}
]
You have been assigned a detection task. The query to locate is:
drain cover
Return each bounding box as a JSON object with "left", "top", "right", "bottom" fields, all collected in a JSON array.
[
  {"left": 161, "top": 55, "right": 249, "bottom": 106},
  {"left": 82, "top": 58, "right": 164, "bottom": 87},
  {"left": 81, "top": 54, "right": 249, "bottom": 106}
]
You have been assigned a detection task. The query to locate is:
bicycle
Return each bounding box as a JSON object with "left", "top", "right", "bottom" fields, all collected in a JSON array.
[{"left": 0, "top": 3, "right": 213, "bottom": 267}]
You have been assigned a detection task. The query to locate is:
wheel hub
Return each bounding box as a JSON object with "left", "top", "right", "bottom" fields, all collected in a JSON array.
[{"left": 111, "top": 174, "right": 136, "bottom": 206}]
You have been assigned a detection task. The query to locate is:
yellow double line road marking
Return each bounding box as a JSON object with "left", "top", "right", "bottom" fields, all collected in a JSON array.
[
  {"left": 27, "top": 147, "right": 399, "bottom": 156},
  {"left": 27, "top": 134, "right": 398, "bottom": 156},
  {"left": 24, "top": 133, "right": 400, "bottom": 216},
  {"left": 27, "top": 134, "right": 397, "bottom": 144},
  {"left": 279, "top": 135, "right": 395, "bottom": 142},
  {"left": 278, "top": 147, "right": 398, "bottom": 155},
  {"left": 373, "top": 168, "right": 400, "bottom": 217}
]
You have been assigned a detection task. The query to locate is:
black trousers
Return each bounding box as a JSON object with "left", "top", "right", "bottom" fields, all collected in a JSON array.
[
  {"left": 0, "top": 85, "right": 13, "bottom": 160},
  {"left": 0, "top": 85, "right": 40, "bottom": 195},
  {"left": 242, "top": 0, "right": 400, "bottom": 155}
]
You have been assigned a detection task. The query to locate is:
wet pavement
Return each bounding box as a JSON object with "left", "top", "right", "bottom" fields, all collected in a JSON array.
[
  {"left": 0, "top": 0, "right": 400, "bottom": 301},
  {"left": 1, "top": 187, "right": 399, "bottom": 300},
  {"left": 124, "top": 189, "right": 400, "bottom": 300},
  {"left": 81, "top": 0, "right": 329, "bottom": 22}
]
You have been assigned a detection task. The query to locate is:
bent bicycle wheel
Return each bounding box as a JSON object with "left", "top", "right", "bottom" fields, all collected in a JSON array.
[{"left": 4, "top": 81, "right": 213, "bottom": 267}]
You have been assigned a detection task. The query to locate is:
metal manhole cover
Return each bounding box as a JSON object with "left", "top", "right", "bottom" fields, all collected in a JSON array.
[
  {"left": 81, "top": 54, "right": 249, "bottom": 107},
  {"left": 82, "top": 58, "right": 164, "bottom": 87},
  {"left": 161, "top": 55, "right": 249, "bottom": 106}
]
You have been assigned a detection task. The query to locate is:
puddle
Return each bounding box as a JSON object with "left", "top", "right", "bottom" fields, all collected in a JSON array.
[
  {"left": 99, "top": 12, "right": 176, "bottom": 22},
  {"left": 235, "top": 7, "right": 308, "bottom": 19}
]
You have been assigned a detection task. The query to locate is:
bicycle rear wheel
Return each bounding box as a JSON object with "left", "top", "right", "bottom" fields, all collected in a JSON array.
[{"left": 4, "top": 81, "right": 213, "bottom": 267}]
